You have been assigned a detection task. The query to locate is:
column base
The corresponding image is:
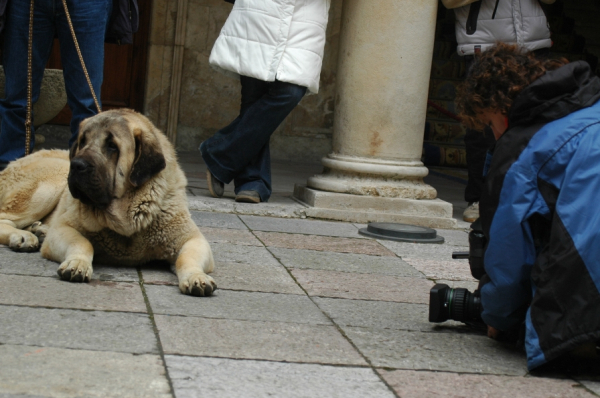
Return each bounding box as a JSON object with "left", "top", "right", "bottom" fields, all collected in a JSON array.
[
  {"left": 293, "top": 185, "right": 458, "bottom": 229},
  {"left": 306, "top": 154, "right": 438, "bottom": 199}
]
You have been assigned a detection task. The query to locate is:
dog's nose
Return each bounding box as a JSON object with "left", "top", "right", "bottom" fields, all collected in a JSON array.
[{"left": 71, "top": 158, "right": 92, "bottom": 173}]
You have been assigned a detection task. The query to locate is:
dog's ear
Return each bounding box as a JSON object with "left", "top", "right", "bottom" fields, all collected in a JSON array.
[
  {"left": 129, "top": 127, "right": 166, "bottom": 187},
  {"left": 69, "top": 140, "right": 78, "bottom": 160},
  {"left": 70, "top": 120, "right": 87, "bottom": 159}
]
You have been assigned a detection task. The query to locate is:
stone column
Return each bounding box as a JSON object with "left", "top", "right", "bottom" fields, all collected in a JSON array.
[{"left": 295, "top": 0, "right": 457, "bottom": 228}]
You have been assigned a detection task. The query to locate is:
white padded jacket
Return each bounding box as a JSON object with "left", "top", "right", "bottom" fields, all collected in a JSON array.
[
  {"left": 453, "top": 0, "right": 551, "bottom": 56},
  {"left": 209, "top": 0, "right": 331, "bottom": 94}
]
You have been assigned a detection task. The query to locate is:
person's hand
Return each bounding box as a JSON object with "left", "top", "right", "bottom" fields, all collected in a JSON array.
[{"left": 487, "top": 325, "right": 500, "bottom": 339}]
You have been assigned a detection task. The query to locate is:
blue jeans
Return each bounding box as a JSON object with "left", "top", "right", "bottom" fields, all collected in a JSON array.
[
  {"left": 0, "top": 0, "right": 111, "bottom": 163},
  {"left": 200, "top": 76, "right": 306, "bottom": 202}
]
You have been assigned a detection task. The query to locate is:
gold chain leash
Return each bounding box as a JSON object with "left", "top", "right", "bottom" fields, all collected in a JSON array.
[
  {"left": 24, "top": 0, "right": 102, "bottom": 156},
  {"left": 25, "top": 0, "right": 34, "bottom": 155},
  {"left": 60, "top": 0, "right": 101, "bottom": 114}
]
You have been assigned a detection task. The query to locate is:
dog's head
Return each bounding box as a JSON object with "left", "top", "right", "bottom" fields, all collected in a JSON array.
[{"left": 68, "top": 109, "right": 166, "bottom": 209}]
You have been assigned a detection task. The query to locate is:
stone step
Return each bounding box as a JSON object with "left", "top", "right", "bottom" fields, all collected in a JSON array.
[{"left": 294, "top": 185, "right": 457, "bottom": 229}]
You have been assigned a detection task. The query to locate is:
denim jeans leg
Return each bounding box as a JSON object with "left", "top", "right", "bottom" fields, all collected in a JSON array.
[
  {"left": 0, "top": 0, "right": 55, "bottom": 162},
  {"left": 200, "top": 76, "right": 268, "bottom": 182},
  {"left": 201, "top": 77, "right": 306, "bottom": 202},
  {"left": 55, "top": 0, "right": 111, "bottom": 146},
  {"left": 233, "top": 141, "right": 271, "bottom": 199}
]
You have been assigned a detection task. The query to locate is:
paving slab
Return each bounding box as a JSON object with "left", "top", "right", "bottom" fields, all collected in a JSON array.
[
  {"left": 0, "top": 345, "right": 171, "bottom": 398},
  {"left": 580, "top": 381, "right": 600, "bottom": 395},
  {"left": 142, "top": 261, "right": 304, "bottom": 295},
  {"left": 343, "top": 327, "right": 528, "bottom": 375},
  {"left": 377, "top": 239, "right": 469, "bottom": 261},
  {"left": 209, "top": 261, "right": 304, "bottom": 294},
  {"left": 156, "top": 315, "right": 366, "bottom": 365},
  {"left": 239, "top": 215, "right": 363, "bottom": 238},
  {"left": 190, "top": 210, "right": 247, "bottom": 229},
  {"left": 378, "top": 369, "right": 595, "bottom": 398},
  {"left": 198, "top": 226, "right": 263, "bottom": 246},
  {"left": 146, "top": 285, "right": 330, "bottom": 325},
  {"left": 255, "top": 231, "right": 396, "bottom": 256},
  {"left": 0, "top": 306, "right": 157, "bottom": 354},
  {"left": 0, "top": 248, "right": 59, "bottom": 278},
  {"left": 187, "top": 196, "right": 308, "bottom": 219},
  {"left": 0, "top": 247, "right": 143, "bottom": 282},
  {"left": 210, "top": 242, "right": 280, "bottom": 266},
  {"left": 436, "top": 279, "right": 480, "bottom": 291},
  {"left": 0, "top": 274, "right": 147, "bottom": 313},
  {"left": 166, "top": 356, "right": 393, "bottom": 398},
  {"left": 313, "top": 297, "right": 466, "bottom": 332},
  {"left": 291, "top": 269, "right": 432, "bottom": 304},
  {"left": 435, "top": 228, "right": 470, "bottom": 246},
  {"left": 269, "top": 247, "right": 423, "bottom": 277},
  {"left": 404, "top": 258, "right": 477, "bottom": 281}
]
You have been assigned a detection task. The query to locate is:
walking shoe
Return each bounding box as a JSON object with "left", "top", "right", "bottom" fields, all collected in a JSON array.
[
  {"left": 235, "top": 190, "right": 261, "bottom": 203},
  {"left": 206, "top": 170, "right": 224, "bottom": 198},
  {"left": 463, "top": 202, "right": 479, "bottom": 222}
]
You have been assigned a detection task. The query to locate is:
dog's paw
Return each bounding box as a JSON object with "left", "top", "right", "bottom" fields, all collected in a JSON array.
[
  {"left": 57, "top": 258, "right": 93, "bottom": 283},
  {"left": 9, "top": 230, "right": 40, "bottom": 252},
  {"left": 27, "top": 221, "right": 49, "bottom": 245},
  {"left": 179, "top": 272, "right": 217, "bottom": 297}
]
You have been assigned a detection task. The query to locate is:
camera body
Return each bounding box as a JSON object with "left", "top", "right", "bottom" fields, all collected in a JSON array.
[
  {"left": 428, "top": 219, "right": 486, "bottom": 324},
  {"left": 451, "top": 218, "right": 486, "bottom": 280}
]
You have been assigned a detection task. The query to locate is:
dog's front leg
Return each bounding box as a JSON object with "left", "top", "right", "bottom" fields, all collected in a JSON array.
[
  {"left": 0, "top": 220, "right": 40, "bottom": 252},
  {"left": 41, "top": 225, "right": 94, "bottom": 283},
  {"left": 175, "top": 235, "right": 217, "bottom": 296}
]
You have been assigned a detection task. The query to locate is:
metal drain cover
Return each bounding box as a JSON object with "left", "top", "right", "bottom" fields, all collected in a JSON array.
[{"left": 359, "top": 222, "right": 444, "bottom": 244}]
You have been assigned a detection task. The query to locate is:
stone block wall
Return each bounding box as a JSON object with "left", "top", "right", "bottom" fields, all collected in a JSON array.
[{"left": 144, "top": 0, "right": 342, "bottom": 162}]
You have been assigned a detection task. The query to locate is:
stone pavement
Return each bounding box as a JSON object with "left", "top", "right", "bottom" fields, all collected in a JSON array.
[{"left": 1, "top": 152, "right": 599, "bottom": 398}]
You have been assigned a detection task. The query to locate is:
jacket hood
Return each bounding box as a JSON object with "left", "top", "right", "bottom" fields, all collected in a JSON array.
[{"left": 509, "top": 61, "right": 600, "bottom": 127}]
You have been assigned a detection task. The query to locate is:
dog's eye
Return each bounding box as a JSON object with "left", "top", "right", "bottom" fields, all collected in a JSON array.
[{"left": 107, "top": 141, "right": 119, "bottom": 152}]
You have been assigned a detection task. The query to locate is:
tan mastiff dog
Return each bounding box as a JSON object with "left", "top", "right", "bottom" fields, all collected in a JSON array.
[{"left": 0, "top": 109, "right": 216, "bottom": 296}]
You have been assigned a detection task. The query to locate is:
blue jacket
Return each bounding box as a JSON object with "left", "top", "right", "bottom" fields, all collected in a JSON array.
[{"left": 479, "top": 61, "right": 600, "bottom": 369}]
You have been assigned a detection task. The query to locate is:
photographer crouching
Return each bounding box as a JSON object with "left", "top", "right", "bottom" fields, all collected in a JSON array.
[{"left": 430, "top": 42, "right": 600, "bottom": 370}]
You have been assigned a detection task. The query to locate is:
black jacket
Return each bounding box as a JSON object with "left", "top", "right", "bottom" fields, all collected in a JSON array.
[{"left": 105, "top": 0, "right": 139, "bottom": 45}]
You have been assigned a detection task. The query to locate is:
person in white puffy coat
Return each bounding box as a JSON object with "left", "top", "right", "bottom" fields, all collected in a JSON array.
[{"left": 200, "top": 0, "right": 331, "bottom": 203}]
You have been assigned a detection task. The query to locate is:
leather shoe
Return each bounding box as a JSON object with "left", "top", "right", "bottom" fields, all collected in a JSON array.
[
  {"left": 206, "top": 170, "right": 224, "bottom": 198},
  {"left": 235, "top": 190, "right": 261, "bottom": 203}
]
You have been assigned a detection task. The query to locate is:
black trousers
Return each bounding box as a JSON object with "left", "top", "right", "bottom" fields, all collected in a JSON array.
[{"left": 464, "top": 126, "right": 495, "bottom": 203}]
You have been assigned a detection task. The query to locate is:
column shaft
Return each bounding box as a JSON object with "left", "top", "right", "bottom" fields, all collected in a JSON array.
[{"left": 308, "top": 0, "right": 439, "bottom": 199}]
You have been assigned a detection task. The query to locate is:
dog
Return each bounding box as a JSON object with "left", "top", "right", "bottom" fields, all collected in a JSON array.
[{"left": 0, "top": 109, "right": 216, "bottom": 296}]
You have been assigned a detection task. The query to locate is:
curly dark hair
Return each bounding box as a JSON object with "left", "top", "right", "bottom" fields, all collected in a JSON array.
[{"left": 455, "top": 43, "right": 569, "bottom": 130}]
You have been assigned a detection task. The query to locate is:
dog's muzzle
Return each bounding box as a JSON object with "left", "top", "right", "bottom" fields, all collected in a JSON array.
[{"left": 68, "top": 157, "right": 111, "bottom": 209}]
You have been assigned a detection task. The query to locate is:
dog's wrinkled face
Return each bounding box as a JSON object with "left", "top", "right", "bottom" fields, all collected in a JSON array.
[{"left": 68, "top": 110, "right": 166, "bottom": 209}]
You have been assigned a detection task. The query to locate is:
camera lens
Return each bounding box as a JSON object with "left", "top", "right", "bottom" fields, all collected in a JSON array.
[{"left": 429, "top": 283, "right": 482, "bottom": 323}]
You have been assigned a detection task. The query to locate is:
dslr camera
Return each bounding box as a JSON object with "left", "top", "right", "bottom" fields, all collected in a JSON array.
[{"left": 428, "top": 219, "right": 486, "bottom": 324}]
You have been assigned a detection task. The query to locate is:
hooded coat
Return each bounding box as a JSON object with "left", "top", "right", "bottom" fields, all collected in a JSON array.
[
  {"left": 479, "top": 61, "right": 600, "bottom": 370},
  {"left": 209, "top": 0, "right": 331, "bottom": 94},
  {"left": 453, "top": 0, "right": 552, "bottom": 56}
]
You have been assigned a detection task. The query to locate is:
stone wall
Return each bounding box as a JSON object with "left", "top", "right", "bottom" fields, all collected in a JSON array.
[{"left": 144, "top": 0, "right": 342, "bottom": 162}]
